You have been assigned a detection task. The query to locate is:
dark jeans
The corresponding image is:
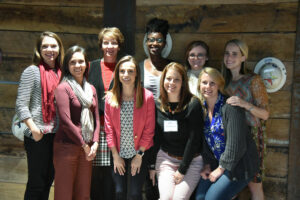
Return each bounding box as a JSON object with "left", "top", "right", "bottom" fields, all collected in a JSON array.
[
  {"left": 144, "top": 173, "right": 159, "bottom": 200},
  {"left": 90, "top": 166, "right": 115, "bottom": 200},
  {"left": 112, "top": 156, "right": 147, "bottom": 200},
  {"left": 24, "top": 134, "right": 55, "bottom": 200},
  {"left": 195, "top": 170, "right": 252, "bottom": 200}
]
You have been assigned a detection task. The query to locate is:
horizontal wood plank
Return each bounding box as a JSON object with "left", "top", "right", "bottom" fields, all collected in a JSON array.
[
  {"left": 0, "top": 4, "right": 103, "bottom": 34},
  {"left": 0, "top": 84, "right": 18, "bottom": 108},
  {"left": 137, "top": 0, "right": 298, "bottom": 6},
  {"left": 0, "top": 31, "right": 100, "bottom": 60},
  {"left": 266, "top": 119, "right": 290, "bottom": 147},
  {"left": 0, "top": 156, "right": 27, "bottom": 183},
  {"left": 136, "top": 3, "right": 297, "bottom": 33},
  {"left": 135, "top": 33, "right": 296, "bottom": 63},
  {"left": 0, "top": 57, "right": 31, "bottom": 82},
  {"left": 0, "top": 182, "right": 54, "bottom": 200},
  {"left": 264, "top": 177, "right": 287, "bottom": 200},
  {"left": 265, "top": 147, "right": 288, "bottom": 178},
  {"left": 0, "top": 0, "right": 103, "bottom": 7},
  {"left": 0, "top": 134, "right": 25, "bottom": 157},
  {"left": 0, "top": 108, "right": 15, "bottom": 134},
  {"left": 268, "top": 91, "right": 291, "bottom": 118}
]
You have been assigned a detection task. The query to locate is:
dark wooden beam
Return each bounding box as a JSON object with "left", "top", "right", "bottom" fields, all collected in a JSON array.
[
  {"left": 103, "top": 0, "right": 136, "bottom": 56},
  {"left": 288, "top": 1, "right": 300, "bottom": 200}
]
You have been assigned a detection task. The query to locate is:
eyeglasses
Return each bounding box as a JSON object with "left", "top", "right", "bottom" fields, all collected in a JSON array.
[
  {"left": 147, "top": 37, "right": 164, "bottom": 43},
  {"left": 189, "top": 53, "right": 206, "bottom": 59}
]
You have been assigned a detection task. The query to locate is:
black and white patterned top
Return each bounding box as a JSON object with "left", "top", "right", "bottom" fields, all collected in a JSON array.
[
  {"left": 15, "top": 65, "right": 58, "bottom": 138},
  {"left": 119, "top": 100, "right": 136, "bottom": 159}
]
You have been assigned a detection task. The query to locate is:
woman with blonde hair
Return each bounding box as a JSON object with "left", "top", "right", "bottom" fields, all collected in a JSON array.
[
  {"left": 105, "top": 55, "right": 155, "bottom": 200},
  {"left": 195, "top": 67, "right": 260, "bottom": 200},
  {"left": 222, "top": 39, "right": 269, "bottom": 200}
]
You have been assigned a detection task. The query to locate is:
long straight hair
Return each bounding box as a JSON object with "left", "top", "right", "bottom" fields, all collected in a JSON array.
[
  {"left": 107, "top": 55, "right": 143, "bottom": 108},
  {"left": 221, "top": 39, "right": 249, "bottom": 87}
]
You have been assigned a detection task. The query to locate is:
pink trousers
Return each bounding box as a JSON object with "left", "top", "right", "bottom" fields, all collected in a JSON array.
[
  {"left": 53, "top": 142, "right": 92, "bottom": 200},
  {"left": 156, "top": 150, "right": 203, "bottom": 200}
]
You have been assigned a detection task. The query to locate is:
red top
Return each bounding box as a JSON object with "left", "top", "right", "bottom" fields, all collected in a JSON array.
[
  {"left": 105, "top": 88, "right": 155, "bottom": 152},
  {"left": 100, "top": 61, "right": 115, "bottom": 125},
  {"left": 54, "top": 82, "right": 100, "bottom": 146}
]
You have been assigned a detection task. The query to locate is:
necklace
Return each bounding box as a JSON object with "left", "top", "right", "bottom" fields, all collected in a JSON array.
[{"left": 168, "top": 102, "right": 179, "bottom": 114}]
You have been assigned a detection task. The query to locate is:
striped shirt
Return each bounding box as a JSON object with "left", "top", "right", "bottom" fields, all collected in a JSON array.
[{"left": 15, "top": 65, "right": 58, "bottom": 138}]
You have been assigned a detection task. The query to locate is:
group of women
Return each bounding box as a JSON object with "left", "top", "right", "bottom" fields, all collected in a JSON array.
[{"left": 15, "top": 17, "right": 269, "bottom": 200}]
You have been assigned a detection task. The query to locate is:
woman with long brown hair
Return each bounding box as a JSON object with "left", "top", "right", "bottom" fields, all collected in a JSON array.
[{"left": 105, "top": 55, "right": 155, "bottom": 200}]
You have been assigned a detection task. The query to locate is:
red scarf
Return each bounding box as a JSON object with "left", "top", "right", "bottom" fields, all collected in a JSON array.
[{"left": 39, "top": 61, "right": 62, "bottom": 123}]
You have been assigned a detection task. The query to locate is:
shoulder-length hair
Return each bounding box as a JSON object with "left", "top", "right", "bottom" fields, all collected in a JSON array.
[
  {"left": 98, "top": 27, "right": 124, "bottom": 49},
  {"left": 33, "top": 31, "right": 64, "bottom": 67},
  {"left": 221, "top": 39, "right": 249, "bottom": 87},
  {"left": 60, "top": 45, "right": 89, "bottom": 82},
  {"left": 108, "top": 55, "right": 143, "bottom": 108},
  {"left": 159, "top": 62, "right": 193, "bottom": 112},
  {"left": 185, "top": 40, "right": 210, "bottom": 70},
  {"left": 197, "top": 67, "right": 226, "bottom": 114}
]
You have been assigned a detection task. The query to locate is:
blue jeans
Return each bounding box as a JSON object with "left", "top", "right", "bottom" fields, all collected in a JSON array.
[{"left": 195, "top": 170, "right": 251, "bottom": 200}]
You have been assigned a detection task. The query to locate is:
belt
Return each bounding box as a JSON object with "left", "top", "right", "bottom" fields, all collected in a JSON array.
[{"left": 165, "top": 151, "right": 200, "bottom": 160}]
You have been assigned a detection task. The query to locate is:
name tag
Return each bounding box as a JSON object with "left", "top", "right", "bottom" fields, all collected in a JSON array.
[{"left": 164, "top": 120, "right": 178, "bottom": 132}]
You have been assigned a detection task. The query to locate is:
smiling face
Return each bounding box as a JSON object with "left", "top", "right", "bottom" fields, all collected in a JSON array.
[
  {"left": 40, "top": 36, "right": 59, "bottom": 68},
  {"left": 68, "top": 52, "right": 87, "bottom": 83},
  {"left": 146, "top": 32, "right": 165, "bottom": 56},
  {"left": 199, "top": 72, "right": 219, "bottom": 100},
  {"left": 163, "top": 68, "right": 182, "bottom": 101},
  {"left": 188, "top": 45, "right": 208, "bottom": 70},
  {"left": 224, "top": 43, "right": 246, "bottom": 72},
  {"left": 102, "top": 36, "right": 120, "bottom": 62},
  {"left": 119, "top": 61, "right": 137, "bottom": 88}
]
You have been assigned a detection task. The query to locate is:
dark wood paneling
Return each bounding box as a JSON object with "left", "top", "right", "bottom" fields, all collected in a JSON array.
[
  {"left": 0, "top": 108, "right": 15, "bottom": 134},
  {"left": 0, "top": 31, "right": 100, "bottom": 60},
  {"left": 0, "top": 4, "right": 103, "bottom": 34},
  {"left": 0, "top": 84, "right": 18, "bottom": 108},
  {"left": 269, "top": 91, "right": 291, "bottom": 118},
  {"left": 264, "top": 177, "right": 287, "bottom": 200},
  {"left": 265, "top": 147, "right": 288, "bottom": 178},
  {"left": 0, "top": 182, "right": 54, "bottom": 200},
  {"left": 104, "top": 0, "right": 136, "bottom": 55},
  {"left": 288, "top": 2, "right": 300, "bottom": 199},
  {"left": 136, "top": 3, "right": 297, "bottom": 33},
  {"left": 0, "top": 156, "right": 27, "bottom": 183},
  {"left": 135, "top": 33, "right": 296, "bottom": 63},
  {"left": 266, "top": 119, "right": 289, "bottom": 147},
  {"left": 0, "top": 134, "right": 24, "bottom": 157},
  {"left": 0, "top": 57, "right": 31, "bottom": 82},
  {"left": 137, "top": 0, "right": 298, "bottom": 6},
  {"left": 0, "top": 0, "right": 103, "bottom": 6}
]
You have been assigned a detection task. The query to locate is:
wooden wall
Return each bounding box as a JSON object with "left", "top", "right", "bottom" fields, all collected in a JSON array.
[{"left": 0, "top": 0, "right": 298, "bottom": 199}]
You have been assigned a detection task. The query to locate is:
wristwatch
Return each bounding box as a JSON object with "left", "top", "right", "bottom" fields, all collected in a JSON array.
[{"left": 136, "top": 150, "right": 144, "bottom": 157}]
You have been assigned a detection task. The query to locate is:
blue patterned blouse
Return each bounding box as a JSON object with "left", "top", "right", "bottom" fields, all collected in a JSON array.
[{"left": 203, "top": 93, "right": 226, "bottom": 160}]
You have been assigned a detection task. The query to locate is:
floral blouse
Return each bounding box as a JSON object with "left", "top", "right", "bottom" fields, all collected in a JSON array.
[
  {"left": 203, "top": 93, "right": 225, "bottom": 160},
  {"left": 226, "top": 74, "right": 269, "bottom": 127}
]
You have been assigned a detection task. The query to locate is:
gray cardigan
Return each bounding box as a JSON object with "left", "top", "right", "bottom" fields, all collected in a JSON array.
[
  {"left": 202, "top": 103, "right": 260, "bottom": 180},
  {"left": 15, "top": 65, "right": 58, "bottom": 138}
]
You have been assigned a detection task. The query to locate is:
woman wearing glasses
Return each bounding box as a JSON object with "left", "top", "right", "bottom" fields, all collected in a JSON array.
[
  {"left": 139, "top": 17, "right": 173, "bottom": 200},
  {"left": 139, "top": 17, "right": 172, "bottom": 100},
  {"left": 185, "top": 40, "right": 209, "bottom": 96}
]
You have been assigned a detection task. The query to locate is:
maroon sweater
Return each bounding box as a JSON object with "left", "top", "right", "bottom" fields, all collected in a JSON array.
[{"left": 54, "top": 82, "right": 100, "bottom": 146}]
